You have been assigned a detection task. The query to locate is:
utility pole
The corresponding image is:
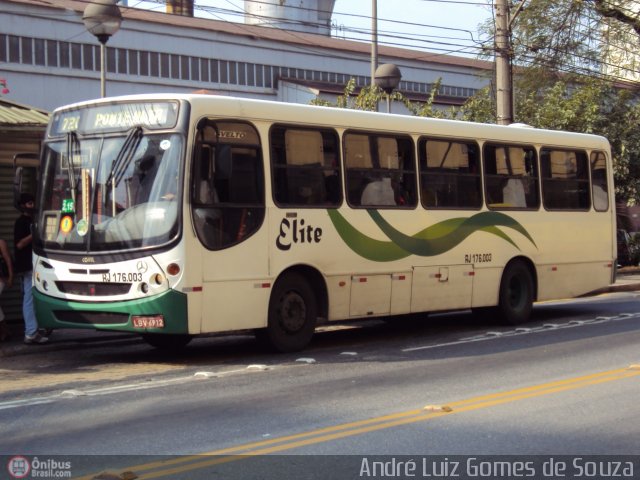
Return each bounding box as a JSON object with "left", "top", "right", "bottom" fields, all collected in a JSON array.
[
  {"left": 371, "top": 0, "right": 378, "bottom": 84},
  {"left": 371, "top": 0, "right": 379, "bottom": 111},
  {"left": 495, "top": 0, "right": 513, "bottom": 125}
]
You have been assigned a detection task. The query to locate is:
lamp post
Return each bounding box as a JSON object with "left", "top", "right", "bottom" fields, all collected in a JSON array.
[
  {"left": 83, "top": 0, "right": 122, "bottom": 98},
  {"left": 374, "top": 64, "right": 401, "bottom": 113}
]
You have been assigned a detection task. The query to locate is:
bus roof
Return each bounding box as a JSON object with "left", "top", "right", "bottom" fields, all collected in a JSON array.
[{"left": 52, "top": 93, "right": 611, "bottom": 151}]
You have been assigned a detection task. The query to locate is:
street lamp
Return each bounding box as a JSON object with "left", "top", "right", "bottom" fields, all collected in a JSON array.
[
  {"left": 83, "top": 0, "right": 122, "bottom": 98},
  {"left": 374, "top": 64, "right": 401, "bottom": 113}
]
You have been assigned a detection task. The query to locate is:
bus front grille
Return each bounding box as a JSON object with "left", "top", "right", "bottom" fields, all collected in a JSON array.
[
  {"left": 55, "top": 282, "right": 131, "bottom": 296},
  {"left": 53, "top": 311, "right": 129, "bottom": 325}
]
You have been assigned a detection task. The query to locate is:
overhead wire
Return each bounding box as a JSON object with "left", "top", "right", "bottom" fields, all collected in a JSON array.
[
  {"left": 30, "top": 0, "right": 640, "bottom": 87},
  {"left": 144, "top": 0, "right": 640, "bottom": 84},
  {"left": 198, "top": 0, "right": 490, "bottom": 60},
  {"left": 509, "top": 3, "right": 640, "bottom": 84},
  {"left": 186, "top": 0, "right": 491, "bottom": 64}
]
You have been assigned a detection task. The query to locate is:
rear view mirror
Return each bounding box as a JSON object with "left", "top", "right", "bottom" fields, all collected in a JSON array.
[{"left": 13, "top": 153, "right": 39, "bottom": 209}]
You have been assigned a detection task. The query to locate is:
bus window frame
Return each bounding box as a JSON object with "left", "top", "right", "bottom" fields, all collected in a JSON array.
[
  {"left": 540, "top": 147, "right": 590, "bottom": 212},
  {"left": 482, "top": 142, "right": 540, "bottom": 211},
  {"left": 190, "top": 118, "right": 266, "bottom": 251},
  {"left": 418, "top": 136, "right": 483, "bottom": 211},
  {"left": 269, "top": 124, "right": 343, "bottom": 209},
  {"left": 589, "top": 150, "right": 610, "bottom": 213},
  {"left": 343, "top": 129, "right": 418, "bottom": 210}
]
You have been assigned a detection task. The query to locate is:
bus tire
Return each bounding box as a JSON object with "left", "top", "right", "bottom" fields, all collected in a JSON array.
[
  {"left": 142, "top": 333, "right": 192, "bottom": 350},
  {"left": 259, "top": 273, "right": 317, "bottom": 353},
  {"left": 496, "top": 260, "right": 534, "bottom": 325}
]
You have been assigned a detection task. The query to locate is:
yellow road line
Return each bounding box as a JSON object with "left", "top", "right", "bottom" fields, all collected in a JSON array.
[{"left": 78, "top": 366, "right": 640, "bottom": 480}]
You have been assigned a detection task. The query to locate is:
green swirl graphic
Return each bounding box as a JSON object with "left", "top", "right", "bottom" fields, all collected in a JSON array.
[{"left": 327, "top": 209, "right": 537, "bottom": 262}]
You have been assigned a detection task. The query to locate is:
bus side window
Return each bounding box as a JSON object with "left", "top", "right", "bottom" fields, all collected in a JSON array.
[
  {"left": 191, "top": 120, "right": 265, "bottom": 250},
  {"left": 345, "top": 132, "right": 416, "bottom": 208},
  {"left": 483, "top": 143, "right": 539, "bottom": 210},
  {"left": 541, "top": 148, "right": 590, "bottom": 211},
  {"left": 590, "top": 151, "right": 609, "bottom": 212},
  {"left": 271, "top": 126, "right": 341, "bottom": 207},
  {"left": 419, "top": 138, "right": 481, "bottom": 209}
]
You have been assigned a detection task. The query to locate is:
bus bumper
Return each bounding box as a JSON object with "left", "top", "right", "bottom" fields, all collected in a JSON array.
[{"left": 33, "top": 289, "right": 188, "bottom": 335}]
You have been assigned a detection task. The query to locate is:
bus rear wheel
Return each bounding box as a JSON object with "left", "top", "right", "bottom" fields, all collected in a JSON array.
[
  {"left": 142, "top": 333, "right": 192, "bottom": 350},
  {"left": 258, "top": 273, "right": 317, "bottom": 353},
  {"left": 496, "top": 260, "right": 534, "bottom": 325}
]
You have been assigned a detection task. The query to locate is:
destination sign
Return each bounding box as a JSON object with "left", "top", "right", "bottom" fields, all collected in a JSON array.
[{"left": 50, "top": 102, "right": 179, "bottom": 136}]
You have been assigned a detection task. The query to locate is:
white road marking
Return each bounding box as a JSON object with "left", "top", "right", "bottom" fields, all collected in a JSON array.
[
  {"left": 0, "top": 364, "right": 277, "bottom": 410},
  {"left": 402, "top": 312, "right": 640, "bottom": 352}
]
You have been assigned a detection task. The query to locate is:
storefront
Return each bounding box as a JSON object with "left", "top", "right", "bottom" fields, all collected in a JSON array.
[{"left": 0, "top": 98, "right": 48, "bottom": 323}]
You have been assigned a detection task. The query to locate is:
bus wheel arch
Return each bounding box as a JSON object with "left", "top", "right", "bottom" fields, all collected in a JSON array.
[
  {"left": 496, "top": 257, "right": 537, "bottom": 325},
  {"left": 257, "top": 266, "right": 326, "bottom": 353}
]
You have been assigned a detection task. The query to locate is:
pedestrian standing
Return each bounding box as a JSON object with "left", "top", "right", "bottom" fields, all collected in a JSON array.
[
  {"left": 0, "top": 238, "right": 13, "bottom": 341},
  {"left": 14, "top": 193, "right": 48, "bottom": 345}
]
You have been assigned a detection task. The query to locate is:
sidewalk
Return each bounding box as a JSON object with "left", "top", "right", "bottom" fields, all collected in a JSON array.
[
  {"left": 2, "top": 270, "right": 640, "bottom": 357},
  {"left": 599, "top": 270, "right": 640, "bottom": 293},
  {"left": 0, "top": 323, "right": 139, "bottom": 358}
]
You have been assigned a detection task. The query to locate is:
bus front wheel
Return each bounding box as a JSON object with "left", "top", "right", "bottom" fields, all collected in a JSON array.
[
  {"left": 258, "top": 273, "right": 317, "bottom": 353},
  {"left": 497, "top": 261, "right": 534, "bottom": 325}
]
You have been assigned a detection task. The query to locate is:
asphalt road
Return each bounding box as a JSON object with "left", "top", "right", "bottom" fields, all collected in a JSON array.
[{"left": 1, "top": 292, "right": 639, "bottom": 479}]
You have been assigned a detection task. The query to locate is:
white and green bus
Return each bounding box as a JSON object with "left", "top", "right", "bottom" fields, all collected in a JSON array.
[{"left": 32, "top": 94, "right": 615, "bottom": 352}]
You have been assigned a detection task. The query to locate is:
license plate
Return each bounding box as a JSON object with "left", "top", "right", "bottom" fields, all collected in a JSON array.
[{"left": 132, "top": 315, "right": 165, "bottom": 329}]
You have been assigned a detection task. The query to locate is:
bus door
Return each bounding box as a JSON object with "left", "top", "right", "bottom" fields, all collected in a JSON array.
[
  {"left": 411, "top": 264, "right": 474, "bottom": 312},
  {"left": 191, "top": 120, "right": 268, "bottom": 332}
]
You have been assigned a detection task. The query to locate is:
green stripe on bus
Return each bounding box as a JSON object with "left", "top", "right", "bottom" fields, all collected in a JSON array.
[
  {"left": 34, "top": 288, "right": 188, "bottom": 334},
  {"left": 327, "top": 209, "right": 537, "bottom": 262}
]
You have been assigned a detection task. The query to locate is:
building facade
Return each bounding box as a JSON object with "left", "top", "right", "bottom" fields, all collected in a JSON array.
[{"left": 1, "top": 0, "right": 492, "bottom": 112}]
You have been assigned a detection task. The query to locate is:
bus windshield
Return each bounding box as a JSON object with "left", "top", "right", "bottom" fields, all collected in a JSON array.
[{"left": 35, "top": 130, "right": 183, "bottom": 252}]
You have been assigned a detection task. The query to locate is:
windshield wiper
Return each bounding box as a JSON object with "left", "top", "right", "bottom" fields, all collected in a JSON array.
[
  {"left": 65, "top": 131, "right": 80, "bottom": 210},
  {"left": 106, "top": 126, "right": 144, "bottom": 190},
  {"left": 104, "top": 126, "right": 143, "bottom": 215}
]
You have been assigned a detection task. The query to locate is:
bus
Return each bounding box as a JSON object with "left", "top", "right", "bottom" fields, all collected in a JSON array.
[{"left": 31, "top": 94, "right": 616, "bottom": 352}]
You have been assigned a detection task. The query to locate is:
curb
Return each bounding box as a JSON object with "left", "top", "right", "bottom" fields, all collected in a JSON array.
[{"left": 580, "top": 278, "right": 640, "bottom": 297}]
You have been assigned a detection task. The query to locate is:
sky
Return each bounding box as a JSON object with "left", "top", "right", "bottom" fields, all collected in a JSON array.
[{"left": 126, "top": 0, "right": 494, "bottom": 59}]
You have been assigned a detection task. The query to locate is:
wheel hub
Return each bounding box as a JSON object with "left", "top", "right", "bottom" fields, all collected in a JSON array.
[{"left": 280, "top": 292, "right": 306, "bottom": 333}]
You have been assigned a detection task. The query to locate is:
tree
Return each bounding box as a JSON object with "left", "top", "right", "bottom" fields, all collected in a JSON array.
[
  {"left": 501, "top": 0, "right": 640, "bottom": 83},
  {"left": 593, "top": 0, "right": 640, "bottom": 82},
  {"left": 470, "top": 0, "right": 640, "bottom": 202},
  {"left": 506, "top": 0, "right": 600, "bottom": 79},
  {"left": 310, "top": 78, "right": 385, "bottom": 110},
  {"left": 311, "top": 77, "right": 409, "bottom": 112},
  {"left": 593, "top": 0, "right": 640, "bottom": 36},
  {"left": 312, "top": 77, "right": 453, "bottom": 118},
  {"left": 312, "top": 2, "right": 640, "bottom": 201}
]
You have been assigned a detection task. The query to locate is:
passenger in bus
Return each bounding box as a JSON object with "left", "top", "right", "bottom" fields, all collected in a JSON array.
[
  {"left": 198, "top": 178, "right": 219, "bottom": 205},
  {"left": 131, "top": 154, "right": 157, "bottom": 204},
  {"left": 325, "top": 172, "right": 341, "bottom": 204},
  {"left": 592, "top": 183, "right": 607, "bottom": 210},
  {"left": 194, "top": 156, "right": 225, "bottom": 248},
  {"left": 503, "top": 178, "right": 527, "bottom": 207},
  {"left": 361, "top": 176, "right": 396, "bottom": 206},
  {"left": 391, "top": 173, "right": 409, "bottom": 205}
]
